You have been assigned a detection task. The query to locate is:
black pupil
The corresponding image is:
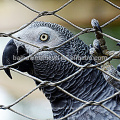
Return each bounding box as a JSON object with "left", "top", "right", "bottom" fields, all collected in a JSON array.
[{"left": 42, "top": 35, "right": 46, "bottom": 39}]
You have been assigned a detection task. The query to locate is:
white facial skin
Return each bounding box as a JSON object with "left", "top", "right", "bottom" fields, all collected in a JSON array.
[{"left": 13, "top": 26, "right": 64, "bottom": 55}]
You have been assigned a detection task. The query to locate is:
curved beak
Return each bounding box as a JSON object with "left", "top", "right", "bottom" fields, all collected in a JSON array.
[
  {"left": 2, "top": 39, "right": 33, "bottom": 79},
  {"left": 2, "top": 39, "right": 17, "bottom": 79}
]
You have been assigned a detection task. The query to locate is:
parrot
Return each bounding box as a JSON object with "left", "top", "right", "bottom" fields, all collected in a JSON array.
[{"left": 2, "top": 21, "right": 120, "bottom": 120}]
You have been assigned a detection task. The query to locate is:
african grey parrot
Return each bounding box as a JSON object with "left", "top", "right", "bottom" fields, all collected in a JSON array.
[{"left": 2, "top": 21, "right": 120, "bottom": 120}]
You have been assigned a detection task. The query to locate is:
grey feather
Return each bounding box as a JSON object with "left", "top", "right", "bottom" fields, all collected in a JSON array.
[{"left": 2, "top": 21, "right": 120, "bottom": 120}]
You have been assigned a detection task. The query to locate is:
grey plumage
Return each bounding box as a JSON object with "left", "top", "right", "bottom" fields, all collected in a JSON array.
[{"left": 2, "top": 22, "right": 120, "bottom": 120}]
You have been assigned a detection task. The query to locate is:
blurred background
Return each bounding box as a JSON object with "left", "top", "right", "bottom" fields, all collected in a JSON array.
[{"left": 0, "top": 0, "right": 120, "bottom": 120}]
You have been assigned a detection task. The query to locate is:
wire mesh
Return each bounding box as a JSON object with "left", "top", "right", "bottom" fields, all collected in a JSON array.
[{"left": 0, "top": 0, "right": 120, "bottom": 120}]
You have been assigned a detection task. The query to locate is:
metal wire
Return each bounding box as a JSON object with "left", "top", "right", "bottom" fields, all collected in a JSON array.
[{"left": 0, "top": 0, "right": 120, "bottom": 120}]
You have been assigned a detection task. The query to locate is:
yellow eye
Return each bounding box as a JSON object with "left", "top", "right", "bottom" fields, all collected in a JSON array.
[{"left": 40, "top": 33, "right": 49, "bottom": 41}]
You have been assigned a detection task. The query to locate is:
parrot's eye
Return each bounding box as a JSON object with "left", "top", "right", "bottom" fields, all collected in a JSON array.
[{"left": 40, "top": 33, "right": 49, "bottom": 41}]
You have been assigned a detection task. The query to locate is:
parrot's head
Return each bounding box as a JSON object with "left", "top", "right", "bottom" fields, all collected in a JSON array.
[
  {"left": 2, "top": 22, "right": 88, "bottom": 80},
  {"left": 2, "top": 22, "right": 111, "bottom": 120}
]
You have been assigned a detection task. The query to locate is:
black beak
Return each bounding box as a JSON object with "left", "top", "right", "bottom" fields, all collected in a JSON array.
[
  {"left": 2, "top": 39, "right": 33, "bottom": 79},
  {"left": 2, "top": 39, "right": 18, "bottom": 79}
]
